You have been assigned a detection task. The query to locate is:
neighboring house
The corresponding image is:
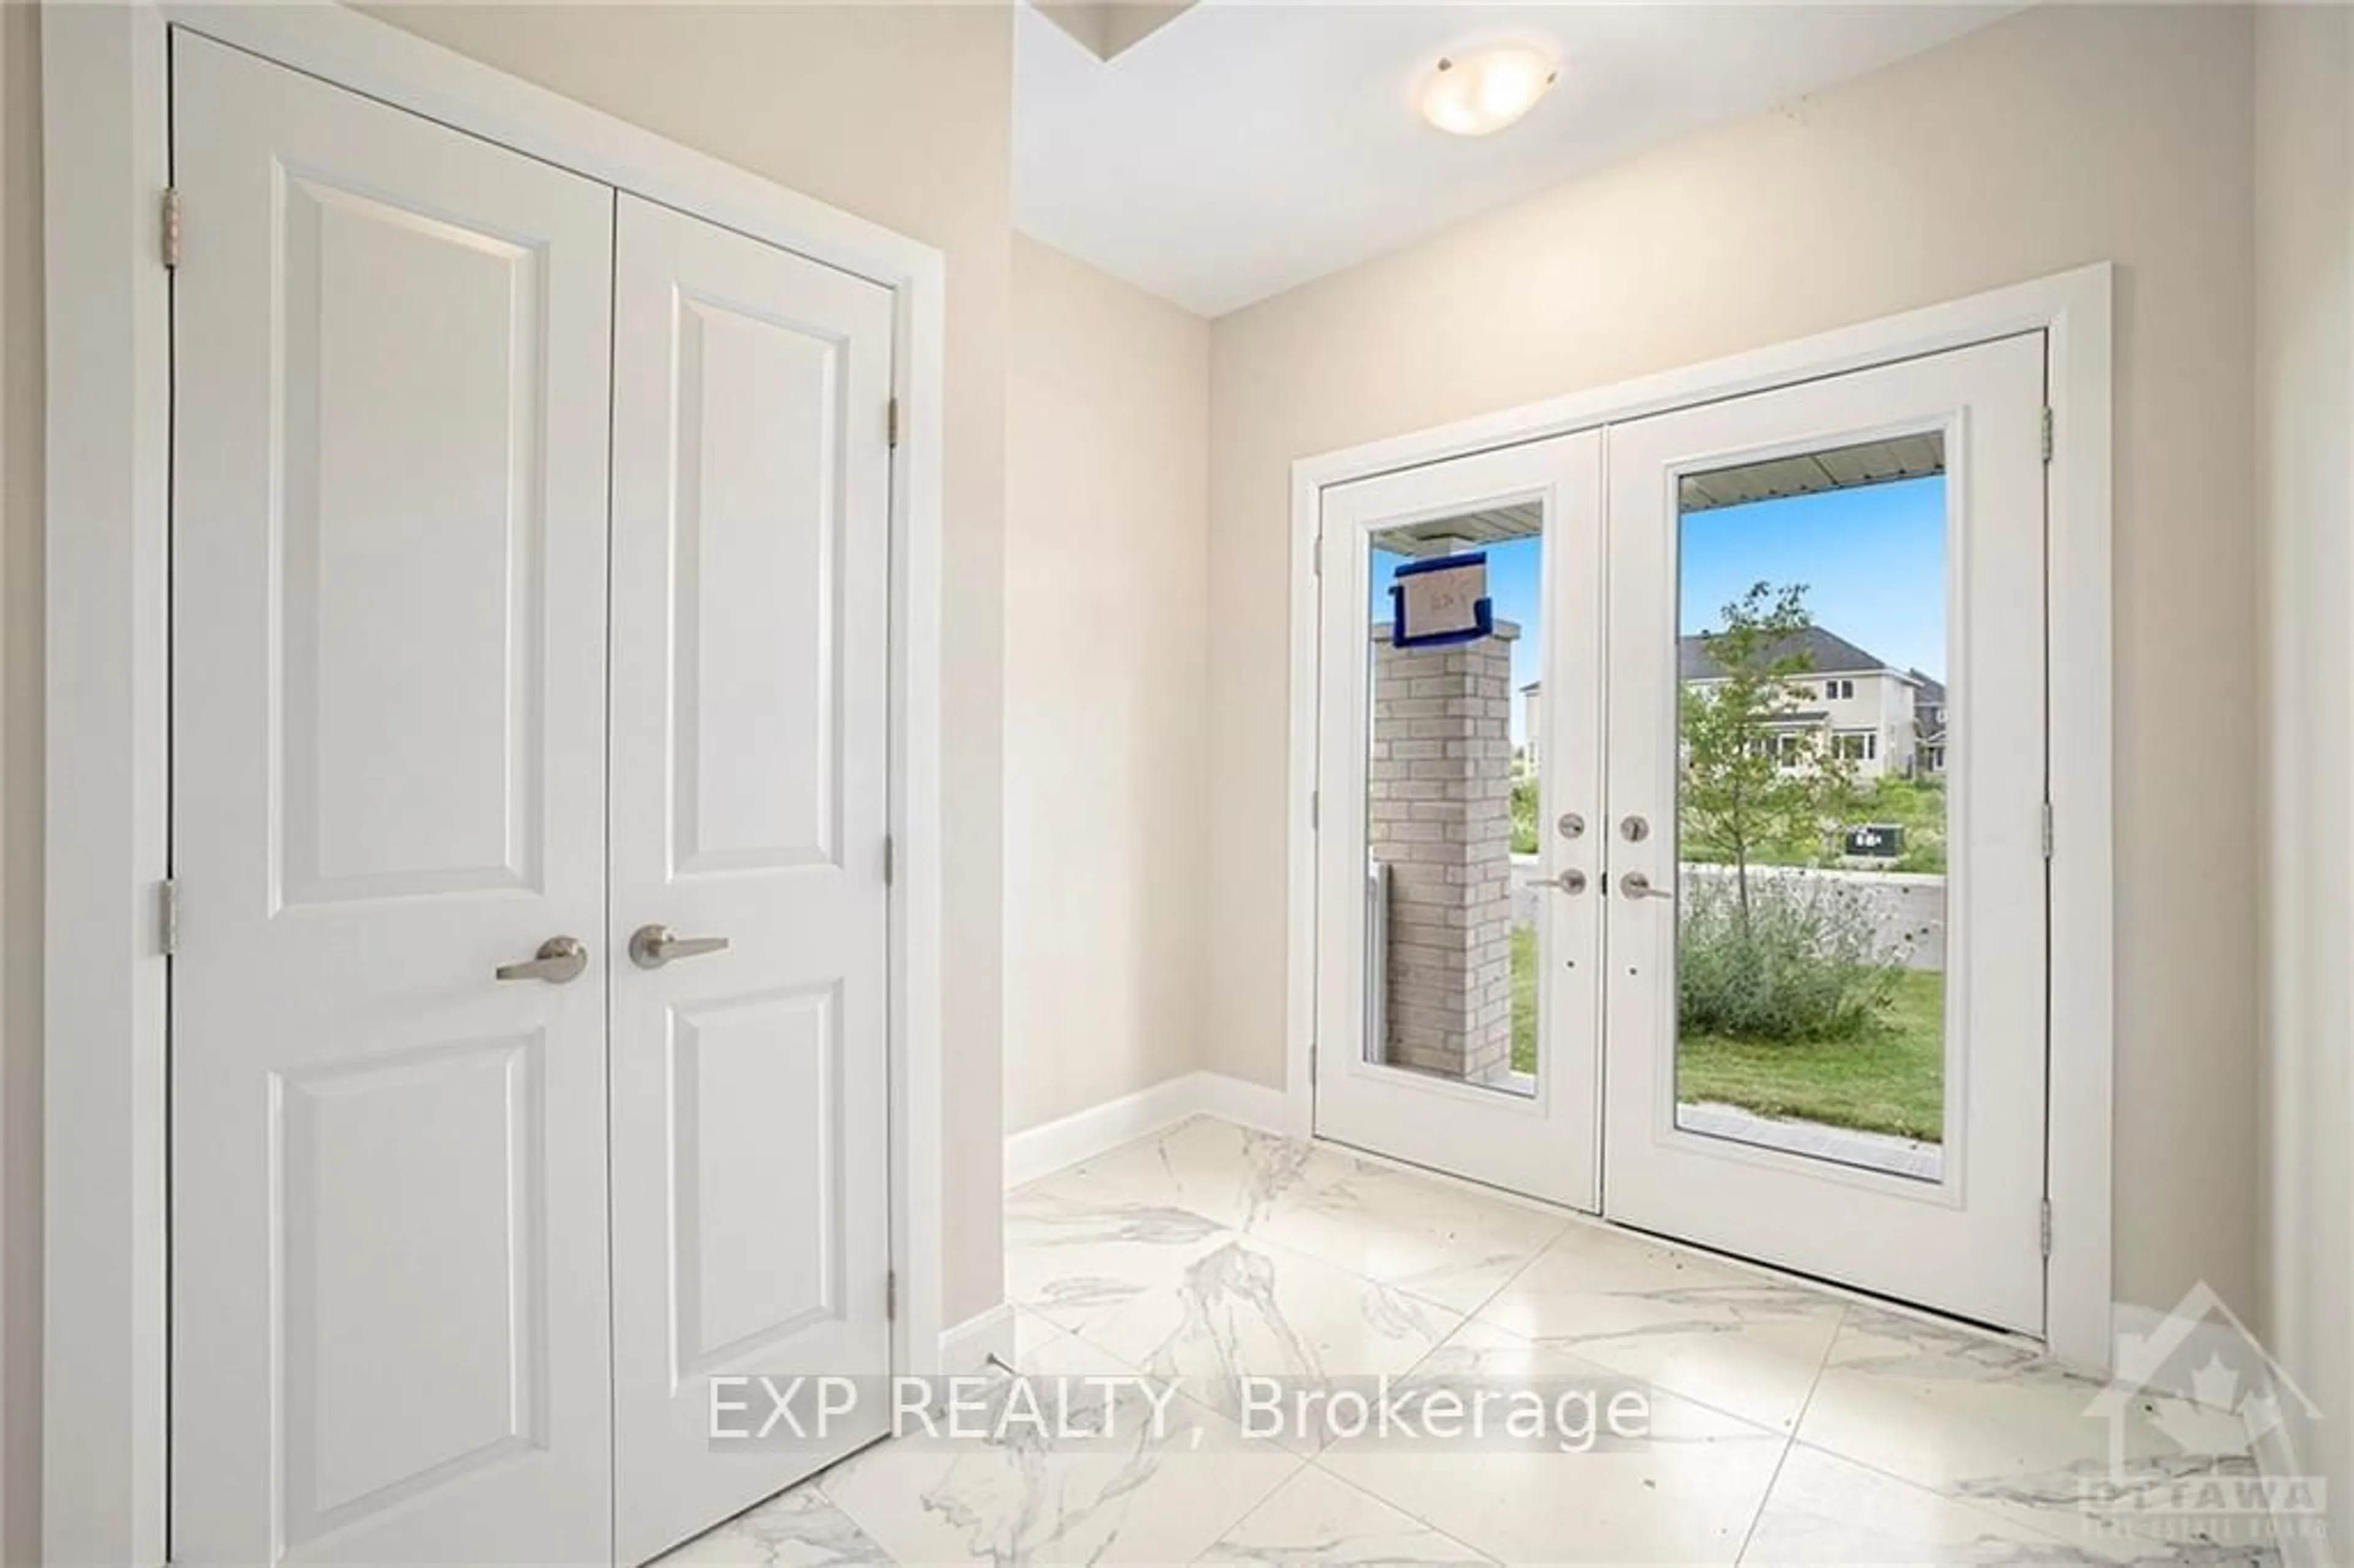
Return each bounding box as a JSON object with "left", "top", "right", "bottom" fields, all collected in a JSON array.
[
  {"left": 1522, "top": 625, "right": 1944, "bottom": 780},
  {"left": 1910, "top": 671, "right": 1948, "bottom": 775},
  {"left": 1682, "top": 625, "right": 1935, "bottom": 780}
]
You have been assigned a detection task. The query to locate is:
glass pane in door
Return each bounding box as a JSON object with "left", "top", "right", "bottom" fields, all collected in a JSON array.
[
  {"left": 1672, "top": 435, "right": 1950, "bottom": 1179},
  {"left": 1363, "top": 508, "right": 1544, "bottom": 1098}
]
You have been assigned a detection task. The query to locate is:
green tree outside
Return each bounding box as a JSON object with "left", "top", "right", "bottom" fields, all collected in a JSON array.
[{"left": 1677, "top": 581, "right": 1862, "bottom": 918}]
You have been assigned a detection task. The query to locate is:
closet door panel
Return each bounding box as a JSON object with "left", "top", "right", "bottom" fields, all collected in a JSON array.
[
  {"left": 607, "top": 193, "right": 896, "bottom": 1566},
  {"left": 170, "top": 32, "right": 616, "bottom": 1566}
]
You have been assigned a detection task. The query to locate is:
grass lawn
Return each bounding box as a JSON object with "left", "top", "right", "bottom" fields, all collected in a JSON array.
[
  {"left": 1675, "top": 969, "right": 1945, "bottom": 1142},
  {"left": 1511, "top": 926, "right": 1539, "bottom": 1075},
  {"left": 1508, "top": 927, "right": 1943, "bottom": 1141}
]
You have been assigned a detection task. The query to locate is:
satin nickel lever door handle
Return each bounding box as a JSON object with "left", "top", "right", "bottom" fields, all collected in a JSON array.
[
  {"left": 496, "top": 935, "right": 589, "bottom": 984},
  {"left": 629, "top": 924, "right": 731, "bottom": 970},
  {"left": 1620, "top": 871, "right": 1673, "bottom": 902},
  {"left": 1524, "top": 869, "right": 1588, "bottom": 895}
]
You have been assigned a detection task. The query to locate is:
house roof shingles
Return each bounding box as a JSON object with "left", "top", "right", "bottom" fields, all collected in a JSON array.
[
  {"left": 1679, "top": 625, "right": 1900, "bottom": 682},
  {"left": 1523, "top": 626, "right": 1941, "bottom": 696}
]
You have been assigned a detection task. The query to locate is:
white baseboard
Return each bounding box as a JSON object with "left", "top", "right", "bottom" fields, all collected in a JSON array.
[
  {"left": 937, "top": 1303, "right": 1016, "bottom": 1377},
  {"left": 2252, "top": 1409, "right": 2335, "bottom": 1568},
  {"left": 2112, "top": 1295, "right": 2335, "bottom": 1565},
  {"left": 1189, "top": 1070, "right": 1292, "bottom": 1136},
  {"left": 966, "top": 1072, "right": 1287, "bottom": 1385},
  {"left": 2108, "top": 1299, "right": 2265, "bottom": 1397},
  {"left": 1004, "top": 1070, "right": 1293, "bottom": 1190}
]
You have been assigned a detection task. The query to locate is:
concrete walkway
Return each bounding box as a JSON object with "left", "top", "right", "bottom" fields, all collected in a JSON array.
[{"left": 1677, "top": 1100, "right": 1945, "bottom": 1181}]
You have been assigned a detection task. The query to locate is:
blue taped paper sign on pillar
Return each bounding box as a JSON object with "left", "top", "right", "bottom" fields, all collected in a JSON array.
[{"left": 1390, "top": 551, "right": 1493, "bottom": 647}]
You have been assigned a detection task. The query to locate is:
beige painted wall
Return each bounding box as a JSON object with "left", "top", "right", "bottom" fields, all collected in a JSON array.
[
  {"left": 1, "top": 6, "right": 40, "bottom": 1562},
  {"left": 1004, "top": 235, "right": 1209, "bottom": 1133},
  {"left": 1, "top": 5, "right": 1010, "bottom": 1551},
  {"left": 2256, "top": 1, "right": 2352, "bottom": 1533},
  {"left": 1208, "top": 2, "right": 2261, "bottom": 1315}
]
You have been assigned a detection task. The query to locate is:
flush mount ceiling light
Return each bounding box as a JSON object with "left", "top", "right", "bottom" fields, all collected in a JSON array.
[{"left": 1420, "top": 45, "right": 1559, "bottom": 137}]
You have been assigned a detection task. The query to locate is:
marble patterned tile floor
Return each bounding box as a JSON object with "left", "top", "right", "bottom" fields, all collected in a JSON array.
[{"left": 658, "top": 1117, "right": 2283, "bottom": 1567}]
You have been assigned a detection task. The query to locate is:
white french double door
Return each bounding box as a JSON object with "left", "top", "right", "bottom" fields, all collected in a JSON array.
[
  {"left": 169, "top": 34, "right": 893, "bottom": 1566},
  {"left": 1315, "top": 335, "right": 2049, "bottom": 1334}
]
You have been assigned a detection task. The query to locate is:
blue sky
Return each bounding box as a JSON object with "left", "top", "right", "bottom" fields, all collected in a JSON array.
[{"left": 1373, "top": 475, "right": 1948, "bottom": 744}]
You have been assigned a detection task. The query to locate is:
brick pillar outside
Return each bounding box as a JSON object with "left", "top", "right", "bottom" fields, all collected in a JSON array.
[{"left": 1367, "top": 619, "right": 1518, "bottom": 1085}]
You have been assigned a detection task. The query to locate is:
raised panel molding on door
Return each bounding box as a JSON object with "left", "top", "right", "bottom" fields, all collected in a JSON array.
[
  {"left": 169, "top": 33, "right": 616, "bottom": 1565},
  {"left": 608, "top": 193, "right": 897, "bottom": 1566},
  {"left": 273, "top": 177, "right": 557, "bottom": 907}
]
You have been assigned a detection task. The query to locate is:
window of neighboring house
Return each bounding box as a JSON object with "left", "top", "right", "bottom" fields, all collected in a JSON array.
[
  {"left": 1834, "top": 729, "right": 1878, "bottom": 761},
  {"left": 1826, "top": 677, "right": 1856, "bottom": 699},
  {"left": 1746, "top": 731, "right": 1815, "bottom": 767}
]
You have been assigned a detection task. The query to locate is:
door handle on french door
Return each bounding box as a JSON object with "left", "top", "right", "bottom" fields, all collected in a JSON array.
[
  {"left": 629, "top": 924, "right": 731, "bottom": 970},
  {"left": 1620, "top": 871, "right": 1673, "bottom": 902},
  {"left": 1525, "top": 869, "right": 1589, "bottom": 895},
  {"left": 495, "top": 935, "right": 590, "bottom": 984}
]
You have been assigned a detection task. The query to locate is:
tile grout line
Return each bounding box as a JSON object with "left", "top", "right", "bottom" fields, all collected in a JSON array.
[
  {"left": 1735, "top": 1303, "right": 2249, "bottom": 1562},
  {"left": 1024, "top": 1122, "right": 1956, "bottom": 1566},
  {"left": 1732, "top": 1301, "right": 1849, "bottom": 1564},
  {"left": 1015, "top": 1126, "right": 1553, "bottom": 1547},
  {"left": 1463, "top": 1309, "right": 1830, "bottom": 1444},
  {"left": 1184, "top": 1450, "right": 1318, "bottom": 1564},
  {"left": 1283, "top": 1456, "right": 1506, "bottom": 1565},
  {"left": 1379, "top": 1221, "right": 1570, "bottom": 1376},
  {"left": 800, "top": 1482, "right": 901, "bottom": 1567},
  {"left": 726, "top": 1122, "right": 2125, "bottom": 1567},
  {"left": 1024, "top": 1116, "right": 1566, "bottom": 1380},
  {"left": 1107, "top": 1119, "right": 2051, "bottom": 1370},
  {"left": 1761, "top": 1429, "right": 2152, "bottom": 1559}
]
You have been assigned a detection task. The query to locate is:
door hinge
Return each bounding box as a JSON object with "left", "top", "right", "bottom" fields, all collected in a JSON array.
[
  {"left": 1312, "top": 535, "right": 1324, "bottom": 576},
  {"left": 886, "top": 1269, "right": 898, "bottom": 1321},
  {"left": 883, "top": 834, "right": 896, "bottom": 886},
  {"left": 161, "top": 188, "right": 181, "bottom": 270},
  {"left": 2040, "top": 1198, "right": 2054, "bottom": 1258},
  {"left": 158, "top": 878, "right": 179, "bottom": 957},
  {"left": 2041, "top": 800, "right": 2054, "bottom": 861},
  {"left": 1309, "top": 1042, "right": 1319, "bottom": 1088},
  {"left": 1309, "top": 790, "right": 1320, "bottom": 831},
  {"left": 887, "top": 397, "right": 901, "bottom": 450},
  {"left": 2041, "top": 406, "right": 2054, "bottom": 464}
]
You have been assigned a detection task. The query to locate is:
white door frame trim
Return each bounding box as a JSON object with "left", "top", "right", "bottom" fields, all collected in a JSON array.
[
  {"left": 39, "top": 4, "right": 950, "bottom": 1561},
  {"left": 1284, "top": 263, "right": 2114, "bottom": 1372}
]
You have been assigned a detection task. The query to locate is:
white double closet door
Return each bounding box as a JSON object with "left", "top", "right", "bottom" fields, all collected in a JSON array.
[{"left": 169, "top": 34, "right": 893, "bottom": 1566}]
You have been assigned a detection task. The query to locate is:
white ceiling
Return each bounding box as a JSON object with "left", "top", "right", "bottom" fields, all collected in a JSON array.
[{"left": 1015, "top": 2, "right": 2017, "bottom": 317}]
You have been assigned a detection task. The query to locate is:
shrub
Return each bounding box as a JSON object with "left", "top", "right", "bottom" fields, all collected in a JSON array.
[
  {"left": 1857, "top": 775, "right": 1949, "bottom": 875},
  {"left": 1510, "top": 774, "right": 1540, "bottom": 855},
  {"left": 1677, "top": 873, "right": 1900, "bottom": 1042}
]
